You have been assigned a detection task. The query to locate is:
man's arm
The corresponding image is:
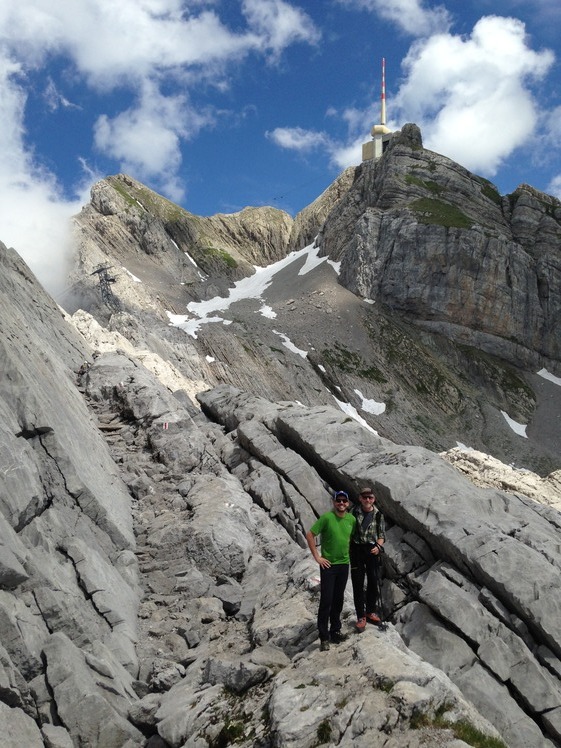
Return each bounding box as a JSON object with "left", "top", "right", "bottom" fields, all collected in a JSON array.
[
  {"left": 371, "top": 512, "right": 386, "bottom": 554},
  {"left": 306, "top": 530, "right": 331, "bottom": 569}
]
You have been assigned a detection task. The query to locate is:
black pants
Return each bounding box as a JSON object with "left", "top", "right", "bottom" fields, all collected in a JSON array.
[
  {"left": 350, "top": 543, "right": 380, "bottom": 618},
  {"left": 318, "top": 564, "right": 349, "bottom": 641}
]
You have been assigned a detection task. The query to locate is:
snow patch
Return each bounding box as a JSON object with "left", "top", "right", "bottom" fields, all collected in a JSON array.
[
  {"left": 501, "top": 411, "right": 527, "bottom": 438},
  {"left": 354, "top": 389, "right": 385, "bottom": 415},
  {"left": 538, "top": 368, "right": 561, "bottom": 386}
]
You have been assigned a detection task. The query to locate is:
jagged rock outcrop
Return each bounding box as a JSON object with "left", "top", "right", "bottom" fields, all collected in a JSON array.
[
  {"left": 4, "top": 232, "right": 561, "bottom": 746},
  {"left": 70, "top": 172, "right": 354, "bottom": 317},
  {"left": 441, "top": 447, "right": 561, "bottom": 511},
  {"left": 71, "top": 174, "right": 293, "bottom": 312},
  {"left": 319, "top": 123, "right": 561, "bottom": 367},
  {"left": 77, "top": 352, "right": 508, "bottom": 747},
  {"left": 0, "top": 242, "right": 143, "bottom": 746}
]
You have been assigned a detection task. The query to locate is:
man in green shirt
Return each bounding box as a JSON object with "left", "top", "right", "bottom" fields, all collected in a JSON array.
[{"left": 306, "top": 491, "right": 357, "bottom": 651}]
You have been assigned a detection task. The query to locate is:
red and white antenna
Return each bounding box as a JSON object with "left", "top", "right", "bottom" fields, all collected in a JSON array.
[{"left": 381, "top": 57, "right": 387, "bottom": 127}]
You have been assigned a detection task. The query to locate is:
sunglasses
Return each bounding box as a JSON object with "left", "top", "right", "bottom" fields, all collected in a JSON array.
[
  {"left": 334, "top": 492, "right": 349, "bottom": 503},
  {"left": 360, "top": 494, "right": 375, "bottom": 499}
]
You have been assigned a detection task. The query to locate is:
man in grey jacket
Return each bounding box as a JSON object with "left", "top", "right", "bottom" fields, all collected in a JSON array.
[{"left": 349, "top": 486, "right": 385, "bottom": 632}]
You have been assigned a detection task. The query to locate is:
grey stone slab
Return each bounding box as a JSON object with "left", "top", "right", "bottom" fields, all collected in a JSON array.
[{"left": 0, "top": 702, "right": 43, "bottom": 748}]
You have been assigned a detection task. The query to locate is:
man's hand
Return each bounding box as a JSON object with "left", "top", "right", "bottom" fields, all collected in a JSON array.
[{"left": 306, "top": 530, "right": 331, "bottom": 568}]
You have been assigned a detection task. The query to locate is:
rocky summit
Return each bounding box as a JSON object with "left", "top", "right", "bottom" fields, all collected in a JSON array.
[{"left": 1, "top": 124, "right": 561, "bottom": 748}]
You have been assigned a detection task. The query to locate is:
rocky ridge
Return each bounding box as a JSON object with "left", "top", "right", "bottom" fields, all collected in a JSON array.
[
  {"left": 2, "top": 234, "right": 561, "bottom": 746},
  {"left": 70, "top": 171, "right": 337, "bottom": 315}
]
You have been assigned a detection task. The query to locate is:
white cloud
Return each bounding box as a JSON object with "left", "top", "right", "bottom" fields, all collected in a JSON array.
[
  {"left": 267, "top": 13, "right": 555, "bottom": 185},
  {"left": 0, "top": 0, "right": 319, "bottom": 291},
  {"left": 242, "top": 0, "right": 321, "bottom": 59},
  {"left": 394, "top": 16, "right": 554, "bottom": 175},
  {"left": 267, "top": 125, "right": 365, "bottom": 172},
  {"left": 44, "top": 78, "right": 81, "bottom": 112},
  {"left": 329, "top": 138, "right": 364, "bottom": 170},
  {"left": 0, "top": 53, "right": 84, "bottom": 296},
  {"left": 267, "top": 127, "right": 331, "bottom": 151},
  {"left": 93, "top": 81, "right": 213, "bottom": 201},
  {"left": 546, "top": 175, "right": 561, "bottom": 199},
  {"left": 336, "top": 0, "right": 451, "bottom": 37},
  {"left": 0, "top": 3, "right": 251, "bottom": 86}
]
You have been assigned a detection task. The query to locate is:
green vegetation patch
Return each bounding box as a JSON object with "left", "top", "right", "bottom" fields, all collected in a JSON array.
[
  {"left": 211, "top": 719, "right": 246, "bottom": 747},
  {"left": 405, "top": 174, "right": 444, "bottom": 194},
  {"left": 108, "top": 176, "right": 189, "bottom": 221},
  {"left": 373, "top": 677, "right": 395, "bottom": 693},
  {"left": 316, "top": 719, "right": 332, "bottom": 744},
  {"left": 109, "top": 180, "right": 137, "bottom": 209},
  {"left": 409, "top": 197, "right": 473, "bottom": 229},
  {"left": 481, "top": 183, "right": 502, "bottom": 206},
  {"left": 321, "top": 342, "right": 387, "bottom": 383},
  {"left": 203, "top": 246, "right": 238, "bottom": 268},
  {"left": 410, "top": 704, "right": 507, "bottom": 748}
]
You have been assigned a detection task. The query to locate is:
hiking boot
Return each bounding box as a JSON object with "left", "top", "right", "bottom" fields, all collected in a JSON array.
[
  {"left": 320, "top": 640, "right": 330, "bottom": 652},
  {"left": 366, "top": 612, "right": 381, "bottom": 625},
  {"left": 355, "top": 617, "right": 366, "bottom": 632},
  {"left": 330, "top": 631, "right": 348, "bottom": 644}
]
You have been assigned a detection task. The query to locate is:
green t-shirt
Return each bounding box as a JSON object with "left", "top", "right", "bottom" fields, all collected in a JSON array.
[{"left": 310, "top": 511, "right": 357, "bottom": 564}]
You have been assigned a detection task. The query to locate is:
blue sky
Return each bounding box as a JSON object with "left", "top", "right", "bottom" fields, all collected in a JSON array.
[{"left": 1, "top": 0, "right": 560, "bottom": 294}]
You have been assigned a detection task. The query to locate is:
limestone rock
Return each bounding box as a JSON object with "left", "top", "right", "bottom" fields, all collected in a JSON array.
[
  {"left": 198, "top": 384, "right": 561, "bottom": 746},
  {"left": 0, "top": 701, "right": 44, "bottom": 748},
  {"left": 203, "top": 656, "right": 271, "bottom": 693},
  {"left": 43, "top": 632, "right": 143, "bottom": 747},
  {"left": 288, "top": 165, "right": 356, "bottom": 250},
  {"left": 441, "top": 446, "right": 561, "bottom": 511},
  {"left": 319, "top": 123, "right": 561, "bottom": 365}
]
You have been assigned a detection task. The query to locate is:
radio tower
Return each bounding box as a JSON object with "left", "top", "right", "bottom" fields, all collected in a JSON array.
[
  {"left": 362, "top": 57, "right": 393, "bottom": 162},
  {"left": 91, "top": 264, "right": 121, "bottom": 311}
]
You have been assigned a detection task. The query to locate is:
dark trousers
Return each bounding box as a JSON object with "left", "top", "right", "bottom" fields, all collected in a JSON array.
[
  {"left": 318, "top": 564, "right": 349, "bottom": 641},
  {"left": 350, "top": 543, "right": 380, "bottom": 618}
]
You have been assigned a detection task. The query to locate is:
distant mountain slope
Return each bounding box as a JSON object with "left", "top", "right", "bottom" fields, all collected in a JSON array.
[{"left": 65, "top": 128, "right": 561, "bottom": 475}]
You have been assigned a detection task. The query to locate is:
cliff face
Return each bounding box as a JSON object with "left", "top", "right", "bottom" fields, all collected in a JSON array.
[
  {"left": 0, "top": 242, "right": 143, "bottom": 745},
  {"left": 320, "top": 124, "right": 561, "bottom": 366}
]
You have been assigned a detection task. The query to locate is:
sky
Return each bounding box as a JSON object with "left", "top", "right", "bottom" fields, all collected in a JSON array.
[{"left": 1, "top": 0, "right": 561, "bottom": 295}]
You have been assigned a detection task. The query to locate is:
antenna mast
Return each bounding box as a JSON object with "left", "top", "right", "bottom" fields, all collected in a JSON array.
[{"left": 381, "top": 57, "right": 387, "bottom": 127}]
